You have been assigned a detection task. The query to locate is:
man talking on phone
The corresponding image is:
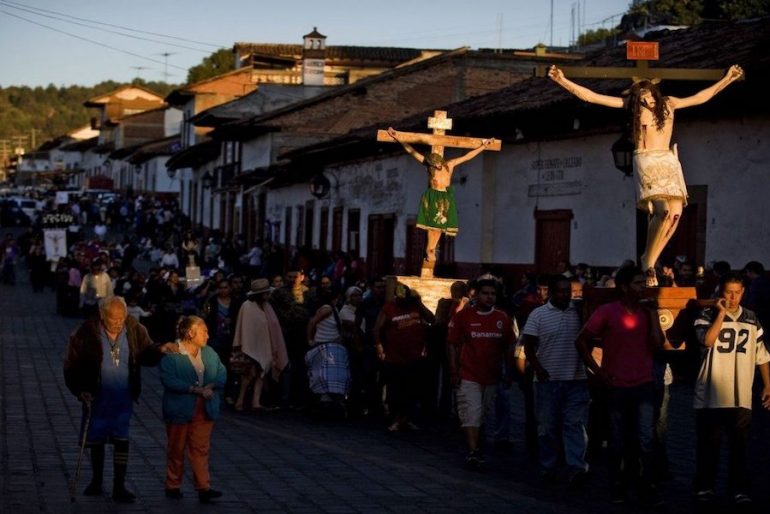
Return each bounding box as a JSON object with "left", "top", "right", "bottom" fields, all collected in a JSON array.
[{"left": 693, "top": 272, "right": 770, "bottom": 507}]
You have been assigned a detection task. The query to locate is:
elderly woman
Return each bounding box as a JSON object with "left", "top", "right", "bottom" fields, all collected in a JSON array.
[
  {"left": 306, "top": 287, "right": 351, "bottom": 409},
  {"left": 232, "top": 278, "right": 289, "bottom": 411},
  {"left": 160, "top": 316, "right": 226, "bottom": 503}
]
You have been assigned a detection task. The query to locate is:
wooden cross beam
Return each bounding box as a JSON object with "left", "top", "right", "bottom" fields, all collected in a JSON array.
[
  {"left": 377, "top": 110, "right": 502, "bottom": 156},
  {"left": 534, "top": 41, "right": 743, "bottom": 82}
]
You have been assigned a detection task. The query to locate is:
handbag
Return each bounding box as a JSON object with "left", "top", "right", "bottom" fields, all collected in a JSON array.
[{"left": 228, "top": 347, "right": 252, "bottom": 374}]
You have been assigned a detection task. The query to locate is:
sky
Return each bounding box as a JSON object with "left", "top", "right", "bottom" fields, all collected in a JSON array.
[{"left": 0, "top": 0, "right": 632, "bottom": 88}]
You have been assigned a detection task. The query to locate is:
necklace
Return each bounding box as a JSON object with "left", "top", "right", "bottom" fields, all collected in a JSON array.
[{"left": 109, "top": 338, "right": 120, "bottom": 367}]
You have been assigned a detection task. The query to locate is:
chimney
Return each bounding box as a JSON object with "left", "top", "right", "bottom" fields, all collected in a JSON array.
[{"left": 302, "top": 27, "right": 327, "bottom": 86}]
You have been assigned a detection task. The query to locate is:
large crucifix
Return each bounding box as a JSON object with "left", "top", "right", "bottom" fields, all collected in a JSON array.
[
  {"left": 377, "top": 110, "right": 501, "bottom": 278},
  {"left": 539, "top": 42, "right": 744, "bottom": 286}
]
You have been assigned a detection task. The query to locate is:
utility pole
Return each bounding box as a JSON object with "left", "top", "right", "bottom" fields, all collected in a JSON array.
[
  {"left": 550, "top": 0, "right": 554, "bottom": 47},
  {"left": 158, "top": 52, "right": 177, "bottom": 83}
]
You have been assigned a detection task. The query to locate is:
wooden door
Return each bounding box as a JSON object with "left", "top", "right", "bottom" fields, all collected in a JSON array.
[
  {"left": 367, "top": 214, "right": 395, "bottom": 278},
  {"left": 535, "top": 209, "right": 572, "bottom": 273}
]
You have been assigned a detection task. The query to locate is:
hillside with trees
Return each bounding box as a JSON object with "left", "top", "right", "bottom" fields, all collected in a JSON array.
[{"left": 0, "top": 79, "right": 177, "bottom": 151}]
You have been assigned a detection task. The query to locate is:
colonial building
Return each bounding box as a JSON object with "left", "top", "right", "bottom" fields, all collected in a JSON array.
[{"left": 263, "top": 19, "right": 770, "bottom": 278}]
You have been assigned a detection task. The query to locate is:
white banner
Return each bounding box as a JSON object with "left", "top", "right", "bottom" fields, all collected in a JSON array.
[{"left": 43, "top": 228, "right": 67, "bottom": 262}]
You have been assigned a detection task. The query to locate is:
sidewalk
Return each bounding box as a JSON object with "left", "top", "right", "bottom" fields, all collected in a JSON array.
[{"left": 1, "top": 261, "right": 769, "bottom": 513}]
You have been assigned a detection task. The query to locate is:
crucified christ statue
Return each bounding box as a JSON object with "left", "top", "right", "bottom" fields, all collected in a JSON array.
[
  {"left": 387, "top": 127, "right": 495, "bottom": 266},
  {"left": 548, "top": 63, "right": 744, "bottom": 285}
]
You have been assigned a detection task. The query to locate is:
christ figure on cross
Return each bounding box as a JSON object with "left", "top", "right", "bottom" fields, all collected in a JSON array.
[
  {"left": 387, "top": 127, "right": 495, "bottom": 264},
  {"left": 548, "top": 64, "right": 744, "bottom": 285}
]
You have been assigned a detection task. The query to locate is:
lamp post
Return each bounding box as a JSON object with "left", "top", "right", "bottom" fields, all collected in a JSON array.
[
  {"left": 201, "top": 170, "right": 214, "bottom": 189},
  {"left": 611, "top": 136, "right": 635, "bottom": 177},
  {"left": 309, "top": 172, "right": 331, "bottom": 198}
]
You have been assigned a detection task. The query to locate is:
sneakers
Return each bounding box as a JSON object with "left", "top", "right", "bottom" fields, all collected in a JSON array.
[
  {"left": 734, "top": 493, "right": 752, "bottom": 505},
  {"left": 610, "top": 482, "right": 626, "bottom": 504},
  {"left": 639, "top": 484, "right": 665, "bottom": 508},
  {"left": 540, "top": 470, "right": 558, "bottom": 484},
  {"left": 465, "top": 450, "right": 484, "bottom": 470},
  {"left": 696, "top": 489, "right": 716, "bottom": 503},
  {"left": 568, "top": 470, "right": 588, "bottom": 488},
  {"left": 82, "top": 481, "right": 102, "bottom": 496},
  {"left": 164, "top": 488, "right": 183, "bottom": 499},
  {"left": 388, "top": 420, "right": 419, "bottom": 432},
  {"left": 198, "top": 488, "right": 223, "bottom": 503},
  {"left": 112, "top": 487, "right": 136, "bottom": 504}
]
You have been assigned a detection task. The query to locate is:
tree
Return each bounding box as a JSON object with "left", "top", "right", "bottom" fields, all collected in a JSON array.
[
  {"left": 616, "top": 0, "right": 769, "bottom": 36},
  {"left": 577, "top": 27, "right": 619, "bottom": 46},
  {"left": 186, "top": 48, "right": 235, "bottom": 84}
]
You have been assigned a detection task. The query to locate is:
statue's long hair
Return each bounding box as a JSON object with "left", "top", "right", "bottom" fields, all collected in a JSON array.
[{"left": 624, "top": 80, "right": 669, "bottom": 142}]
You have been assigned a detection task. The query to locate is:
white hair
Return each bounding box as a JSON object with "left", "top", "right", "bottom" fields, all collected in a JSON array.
[{"left": 99, "top": 295, "right": 127, "bottom": 316}]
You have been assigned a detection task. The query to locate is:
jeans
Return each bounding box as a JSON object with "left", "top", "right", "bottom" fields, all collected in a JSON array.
[
  {"left": 607, "top": 381, "right": 656, "bottom": 485},
  {"left": 486, "top": 381, "right": 516, "bottom": 442},
  {"left": 694, "top": 407, "right": 752, "bottom": 495},
  {"left": 534, "top": 380, "right": 590, "bottom": 473}
]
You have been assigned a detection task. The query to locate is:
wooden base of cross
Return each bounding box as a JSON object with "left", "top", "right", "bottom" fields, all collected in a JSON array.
[
  {"left": 583, "top": 286, "right": 698, "bottom": 343},
  {"left": 385, "top": 274, "right": 458, "bottom": 315},
  {"left": 420, "top": 260, "right": 436, "bottom": 279}
]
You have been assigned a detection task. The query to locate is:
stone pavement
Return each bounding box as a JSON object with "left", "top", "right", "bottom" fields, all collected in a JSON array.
[{"left": 2, "top": 255, "right": 770, "bottom": 513}]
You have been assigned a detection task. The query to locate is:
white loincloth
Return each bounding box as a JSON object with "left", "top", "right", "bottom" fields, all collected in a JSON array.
[{"left": 633, "top": 149, "right": 688, "bottom": 211}]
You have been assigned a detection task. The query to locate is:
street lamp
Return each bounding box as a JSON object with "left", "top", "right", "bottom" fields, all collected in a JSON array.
[
  {"left": 166, "top": 168, "right": 177, "bottom": 179},
  {"left": 611, "top": 135, "right": 635, "bottom": 177},
  {"left": 309, "top": 172, "right": 331, "bottom": 198},
  {"left": 201, "top": 170, "right": 214, "bottom": 189}
]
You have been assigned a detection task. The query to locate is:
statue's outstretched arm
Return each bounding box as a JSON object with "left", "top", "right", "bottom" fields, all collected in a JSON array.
[
  {"left": 387, "top": 127, "right": 425, "bottom": 164},
  {"left": 548, "top": 65, "right": 623, "bottom": 108},
  {"left": 669, "top": 64, "right": 743, "bottom": 109},
  {"left": 446, "top": 138, "right": 495, "bottom": 168}
]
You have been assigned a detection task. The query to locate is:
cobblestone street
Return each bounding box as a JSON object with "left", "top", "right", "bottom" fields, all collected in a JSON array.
[{"left": 1, "top": 256, "right": 769, "bottom": 513}]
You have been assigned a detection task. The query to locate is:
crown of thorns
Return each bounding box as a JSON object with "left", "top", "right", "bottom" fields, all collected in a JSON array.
[{"left": 622, "top": 76, "right": 662, "bottom": 95}]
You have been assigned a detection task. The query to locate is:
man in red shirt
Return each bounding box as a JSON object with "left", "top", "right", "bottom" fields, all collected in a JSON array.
[
  {"left": 447, "top": 278, "right": 515, "bottom": 468},
  {"left": 575, "top": 266, "right": 665, "bottom": 506}
]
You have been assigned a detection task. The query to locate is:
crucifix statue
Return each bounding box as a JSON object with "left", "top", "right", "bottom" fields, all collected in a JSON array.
[
  {"left": 541, "top": 44, "right": 743, "bottom": 286},
  {"left": 377, "top": 111, "right": 500, "bottom": 277}
]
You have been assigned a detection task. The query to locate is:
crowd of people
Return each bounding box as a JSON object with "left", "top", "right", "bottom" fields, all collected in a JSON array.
[{"left": 3, "top": 192, "right": 770, "bottom": 508}]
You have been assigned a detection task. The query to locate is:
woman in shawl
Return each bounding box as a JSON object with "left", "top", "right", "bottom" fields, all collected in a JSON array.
[{"left": 232, "top": 278, "right": 289, "bottom": 411}]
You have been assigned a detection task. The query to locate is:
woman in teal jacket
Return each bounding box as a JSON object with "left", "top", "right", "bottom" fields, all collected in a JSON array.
[{"left": 160, "top": 315, "right": 227, "bottom": 503}]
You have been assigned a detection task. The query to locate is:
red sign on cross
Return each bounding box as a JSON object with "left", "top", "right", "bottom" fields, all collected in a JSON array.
[{"left": 627, "top": 41, "right": 659, "bottom": 61}]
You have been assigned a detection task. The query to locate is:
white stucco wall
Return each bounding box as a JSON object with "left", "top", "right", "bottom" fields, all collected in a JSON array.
[
  {"left": 261, "top": 115, "right": 770, "bottom": 270},
  {"left": 242, "top": 135, "right": 273, "bottom": 171},
  {"left": 674, "top": 117, "right": 770, "bottom": 265}
]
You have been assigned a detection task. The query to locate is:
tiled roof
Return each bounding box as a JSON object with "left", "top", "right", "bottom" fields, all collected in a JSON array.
[
  {"left": 281, "top": 18, "right": 770, "bottom": 163},
  {"left": 233, "top": 43, "right": 428, "bottom": 63},
  {"left": 190, "top": 85, "right": 328, "bottom": 127},
  {"left": 221, "top": 48, "right": 516, "bottom": 133},
  {"left": 59, "top": 137, "right": 99, "bottom": 152},
  {"left": 128, "top": 136, "right": 182, "bottom": 165},
  {"left": 446, "top": 18, "right": 770, "bottom": 123},
  {"left": 166, "top": 140, "right": 219, "bottom": 170}
]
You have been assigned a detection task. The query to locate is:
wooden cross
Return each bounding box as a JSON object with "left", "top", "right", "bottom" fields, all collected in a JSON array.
[
  {"left": 376, "top": 110, "right": 502, "bottom": 156},
  {"left": 534, "top": 41, "right": 743, "bottom": 82}
]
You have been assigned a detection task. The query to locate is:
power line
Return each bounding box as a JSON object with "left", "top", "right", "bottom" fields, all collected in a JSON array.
[
  {"left": 0, "top": 1, "right": 214, "bottom": 53},
  {"left": 0, "top": 9, "right": 191, "bottom": 72},
  {"left": 0, "top": 0, "right": 222, "bottom": 49}
]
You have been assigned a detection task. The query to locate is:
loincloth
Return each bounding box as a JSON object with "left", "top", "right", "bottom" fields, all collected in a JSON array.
[
  {"left": 633, "top": 149, "right": 688, "bottom": 211},
  {"left": 416, "top": 187, "right": 459, "bottom": 236}
]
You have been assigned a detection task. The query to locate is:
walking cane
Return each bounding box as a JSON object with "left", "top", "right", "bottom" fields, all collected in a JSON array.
[{"left": 69, "top": 400, "right": 92, "bottom": 503}]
